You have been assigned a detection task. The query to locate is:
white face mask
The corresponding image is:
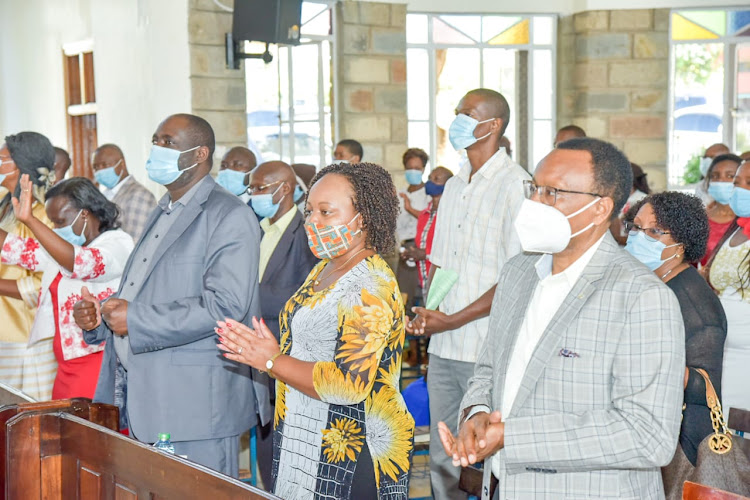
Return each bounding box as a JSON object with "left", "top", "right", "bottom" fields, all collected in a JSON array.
[{"left": 513, "top": 197, "right": 601, "bottom": 254}]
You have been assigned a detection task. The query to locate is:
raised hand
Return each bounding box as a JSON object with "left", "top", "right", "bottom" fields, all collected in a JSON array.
[
  {"left": 73, "top": 286, "right": 102, "bottom": 330},
  {"left": 11, "top": 174, "right": 34, "bottom": 224}
]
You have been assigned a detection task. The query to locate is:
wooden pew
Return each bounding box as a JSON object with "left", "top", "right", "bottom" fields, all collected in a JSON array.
[
  {"left": 5, "top": 411, "right": 279, "bottom": 499},
  {"left": 0, "top": 398, "right": 119, "bottom": 499},
  {"left": 0, "top": 381, "right": 35, "bottom": 406}
]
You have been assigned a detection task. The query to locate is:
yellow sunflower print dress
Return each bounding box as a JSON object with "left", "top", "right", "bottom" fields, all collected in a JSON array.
[{"left": 272, "top": 254, "right": 414, "bottom": 500}]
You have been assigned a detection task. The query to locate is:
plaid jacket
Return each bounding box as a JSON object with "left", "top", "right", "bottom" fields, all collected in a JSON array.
[
  {"left": 112, "top": 177, "right": 157, "bottom": 241},
  {"left": 460, "top": 233, "right": 685, "bottom": 500}
]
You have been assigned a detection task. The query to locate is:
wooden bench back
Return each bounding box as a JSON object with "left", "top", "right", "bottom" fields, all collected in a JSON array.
[
  {"left": 5, "top": 411, "right": 278, "bottom": 499},
  {"left": 682, "top": 481, "right": 750, "bottom": 499}
]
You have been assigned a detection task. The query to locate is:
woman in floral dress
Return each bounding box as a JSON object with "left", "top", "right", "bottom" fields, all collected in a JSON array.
[
  {"left": 0, "top": 175, "right": 133, "bottom": 399},
  {"left": 218, "top": 162, "right": 414, "bottom": 499}
]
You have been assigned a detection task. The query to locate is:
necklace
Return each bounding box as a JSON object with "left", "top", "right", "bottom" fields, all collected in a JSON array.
[
  {"left": 661, "top": 268, "right": 674, "bottom": 280},
  {"left": 313, "top": 248, "right": 368, "bottom": 286}
]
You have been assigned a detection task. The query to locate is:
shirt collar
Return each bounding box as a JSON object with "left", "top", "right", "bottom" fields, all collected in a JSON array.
[
  {"left": 534, "top": 233, "right": 608, "bottom": 285},
  {"left": 260, "top": 204, "right": 297, "bottom": 233},
  {"left": 456, "top": 148, "right": 508, "bottom": 183},
  {"left": 158, "top": 174, "right": 210, "bottom": 212}
]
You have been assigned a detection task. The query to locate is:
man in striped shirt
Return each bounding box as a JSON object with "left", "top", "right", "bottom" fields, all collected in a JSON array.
[{"left": 407, "top": 88, "right": 530, "bottom": 499}]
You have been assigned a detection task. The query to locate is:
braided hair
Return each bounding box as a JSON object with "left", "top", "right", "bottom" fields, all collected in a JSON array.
[{"left": 308, "top": 162, "right": 399, "bottom": 255}]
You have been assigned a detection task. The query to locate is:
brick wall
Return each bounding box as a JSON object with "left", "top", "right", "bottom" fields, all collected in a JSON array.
[
  {"left": 558, "top": 9, "right": 670, "bottom": 190},
  {"left": 335, "top": 0, "right": 407, "bottom": 178},
  {"left": 188, "top": 0, "right": 248, "bottom": 167}
]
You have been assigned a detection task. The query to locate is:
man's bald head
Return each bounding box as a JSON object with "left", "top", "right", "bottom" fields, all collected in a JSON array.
[
  {"left": 164, "top": 113, "right": 216, "bottom": 161},
  {"left": 555, "top": 125, "right": 586, "bottom": 147},
  {"left": 705, "top": 143, "right": 731, "bottom": 159},
  {"left": 464, "top": 88, "right": 511, "bottom": 136},
  {"left": 220, "top": 146, "right": 257, "bottom": 173},
  {"left": 249, "top": 161, "right": 297, "bottom": 221}
]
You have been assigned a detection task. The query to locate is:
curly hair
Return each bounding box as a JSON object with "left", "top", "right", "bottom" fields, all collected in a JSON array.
[
  {"left": 309, "top": 162, "right": 399, "bottom": 254},
  {"left": 402, "top": 148, "right": 429, "bottom": 169},
  {"left": 46, "top": 177, "right": 121, "bottom": 232},
  {"left": 625, "top": 191, "right": 708, "bottom": 263}
]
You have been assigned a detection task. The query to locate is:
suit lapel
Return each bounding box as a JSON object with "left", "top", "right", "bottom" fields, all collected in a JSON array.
[
  {"left": 494, "top": 261, "right": 540, "bottom": 405},
  {"left": 507, "top": 235, "right": 618, "bottom": 417},
  {"left": 137, "top": 178, "right": 214, "bottom": 286},
  {"left": 261, "top": 210, "right": 302, "bottom": 285}
]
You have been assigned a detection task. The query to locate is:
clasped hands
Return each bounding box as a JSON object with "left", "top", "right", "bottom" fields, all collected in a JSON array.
[
  {"left": 73, "top": 286, "right": 129, "bottom": 336},
  {"left": 216, "top": 316, "right": 280, "bottom": 371},
  {"left": 438, "top": 410, "right": 505, "bottom": 467},
  {"left": 404, "top": 306, "right": 453, "bottom": 337}
]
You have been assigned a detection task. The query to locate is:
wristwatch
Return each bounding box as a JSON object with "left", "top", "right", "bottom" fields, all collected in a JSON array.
[{"left": 265, "top": 352, "right": 282, "bottom": 378}]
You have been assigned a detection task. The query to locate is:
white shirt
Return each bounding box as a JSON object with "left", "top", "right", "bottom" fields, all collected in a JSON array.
[
  {"left": 396, "top": 186, "right": 430, "bottom": 244},
  {"left": 99, "top": 175, "right": 130, "bottom": 201},
  {"left": 428, "top": 149, "right": 530, "bottom": 362},
  {"left": 466, "top": 234, "right": 606, "bottom": 478}
]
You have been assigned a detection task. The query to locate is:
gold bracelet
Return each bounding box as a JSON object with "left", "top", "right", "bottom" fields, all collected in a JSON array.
[{"left": 266, "top": 352, "right": 283, "bottom": 379}]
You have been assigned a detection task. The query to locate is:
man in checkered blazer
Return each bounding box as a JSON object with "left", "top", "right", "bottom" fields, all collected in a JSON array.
[
  {"left": 440, "top": 138, "right": 685, "bottom": 499},
  {"left": 93, "top": 144, "right": 156, "bottom": 241}
]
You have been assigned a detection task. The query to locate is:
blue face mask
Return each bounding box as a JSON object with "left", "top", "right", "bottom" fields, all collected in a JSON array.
[
  {"left": 708, "top": 182, "right": 734, "bottom": 205},
  {"left": 94, "top": 159, "right": 123, "bottom": 189},
  {"left": 216, "top": 169, "right": 248, "bottom": 196},
  {"left": 53, "top": 209, "right": 87, "bottom": 246},
  {"left": 449, "top": 114, "right": 496, "bottom": 151},
  {"left": 405, "top": 169, "right": 423, "bottom": 186},
  {"left": 0, "top": 159, "right": 15, "bottom": 186},
  {"left": 249, "top": 183, "right": 285, "bottom": 219},
  {"left": 424, "top": 181, "right": 445, "bottom": 196},
  {"left": 145, "top": 145, "right": 200, "bottom": 185},
  {"left": 625, "top": 230, "right": 680, "bottom": 271},
  {"left": 294, "top": 185, "right": 305, "bottom": 202},
  {"left": 729, "top": 186, "right": 750, "bottom": 217}
]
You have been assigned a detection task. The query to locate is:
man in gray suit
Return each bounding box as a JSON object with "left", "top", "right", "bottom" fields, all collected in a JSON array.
[
  {"left": 73, "top": 113, "right": 270, "bottom": 477},
  {"left": 439, "top": 138, "right": 685, "bottom": 499}
]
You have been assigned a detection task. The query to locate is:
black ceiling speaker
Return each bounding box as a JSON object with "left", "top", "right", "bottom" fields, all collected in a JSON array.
[{"left": 232, "top": 0, "right": 303, "bottom": 46}]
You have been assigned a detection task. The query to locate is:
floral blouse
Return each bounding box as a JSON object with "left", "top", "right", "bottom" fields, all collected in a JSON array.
[
  {"left": 709, "top": 228, "right": 750, "bottom": 304},
  {"left": 272, "top": 254, "right": 414, "bottom": 500},
  {"left": 1, "top": 229, "right": 134, "bottom": 360}
]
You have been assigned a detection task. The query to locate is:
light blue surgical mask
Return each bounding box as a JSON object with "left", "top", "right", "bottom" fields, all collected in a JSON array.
[
  {"left": 53, "top": 209, "right": 87, "bottom": 246},
  {"left": 699, "top": 157, "right": 712, "bottom": 177},
  {"left": 145, "top": 145, "right": 200, "bottom": 185},
  {"left": 249, "top": 183, "right": 285, "bottom": 219},
  {"left": 625, "top": 230, "right": 679, "bottom": 271},
  {"left": 94, "top": 159, "right": 123, "bottom": 189},
  {"left": 332, "top": 159, "right": 351, "bottom": 165},
  {"left": 216, "top": 169, "right": 248, "bottom": 196},
  {"left": 405, "top": 169, "right": 423, "bottom": 186},
  {"left": 294, "top": 185, "right": 305, "bottom": 202},
  {"left": 707, "top": 182, "right": 734, "bottom": 206},
  {"left": 449, "top": 114, "right": 496, "bottom": 151},
  {"left": 729, "top": 186, "right": 750, "bottom": 217},
  {"left": 0, "top": 159, "right": 14, "bottom": 186}
]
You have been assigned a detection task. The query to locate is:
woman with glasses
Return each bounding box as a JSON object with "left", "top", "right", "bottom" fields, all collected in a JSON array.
[
  {"left": 623, "top": 192, "right": 726, "bottom": 487},
  {"left": 700, "top": 154, "right": 742, "bottom": 266},
  {"left": 706, "top": 159, "right": 750, "bottom": 425}
]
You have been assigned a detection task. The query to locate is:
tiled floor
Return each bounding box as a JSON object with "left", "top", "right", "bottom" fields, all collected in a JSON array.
[{"left": 409, "top": 452, "right": 432, "bottom": 499}]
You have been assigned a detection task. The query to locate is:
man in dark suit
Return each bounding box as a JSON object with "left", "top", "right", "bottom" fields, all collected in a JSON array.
[{"left": 247, "top": 160, "right": 318, "bottom": 488}]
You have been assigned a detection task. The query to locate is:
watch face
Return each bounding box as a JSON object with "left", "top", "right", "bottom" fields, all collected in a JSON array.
[{"left": 266, "top": 359, "right": 273, "bottom": 370}]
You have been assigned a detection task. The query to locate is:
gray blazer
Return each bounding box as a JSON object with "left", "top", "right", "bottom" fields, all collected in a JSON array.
[
  {"left": 460, "top": 234, "right": 685, "bottom": 500},
  {"left": 85, "top": 176, "right": 271, "bottom": 443}
]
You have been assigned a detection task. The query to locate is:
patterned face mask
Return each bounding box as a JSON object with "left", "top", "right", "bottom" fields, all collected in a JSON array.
[{"left": 305, "top": 213, "right": 361, "bottom": 260}]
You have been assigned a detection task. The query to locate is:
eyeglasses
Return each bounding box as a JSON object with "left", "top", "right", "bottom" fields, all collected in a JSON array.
[
  {"left": 247, "top": 180, "right": 282, "bottom": 195},
  {"left": 624, "top": 221, "right": 671, "bottom": 242},
  {"left": 522, "top": 180, "right": 602, "bottom": 206}
]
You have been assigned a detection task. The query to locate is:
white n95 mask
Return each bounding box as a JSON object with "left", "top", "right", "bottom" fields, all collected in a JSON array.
[{"left": 514, "top": 197, "right": 601, "bottom": 254}]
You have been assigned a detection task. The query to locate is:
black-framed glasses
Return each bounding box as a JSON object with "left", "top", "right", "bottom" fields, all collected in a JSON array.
[
  {"left": 624, "top": 221, "right": 671, "bottom": 242},
  {"left": 522, "top": 180, "right": 603, "bottom": 206}
]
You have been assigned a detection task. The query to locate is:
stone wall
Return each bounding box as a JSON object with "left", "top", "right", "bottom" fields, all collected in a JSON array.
[
  {"left": 335, "top": 0, "right": 407, "bottom": 178},
  {"left": 558, "top": 9, "right": 670, "bottom": 190},
  {"left": 188, "top": 0, "right": 247, "bottom": 167}
]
